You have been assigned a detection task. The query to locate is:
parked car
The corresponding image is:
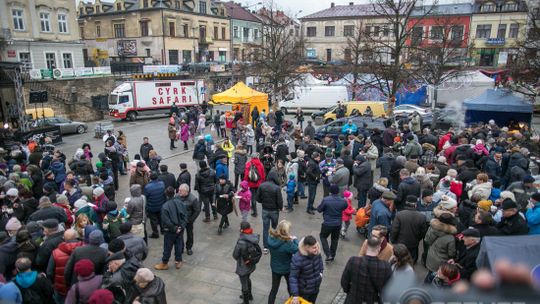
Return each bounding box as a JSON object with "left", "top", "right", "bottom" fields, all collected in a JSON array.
[
  {"left": 33, "top": 117, "right": 88, "bottom": 135},
  {"left": 301, "top": 58, "right": 327, "bottom": 67},
  {"left": 393, "top": 104, "right": 430, "bottom": 116},
  {"left": 314, "top": 116, "right": 387, "bottom": 142}
]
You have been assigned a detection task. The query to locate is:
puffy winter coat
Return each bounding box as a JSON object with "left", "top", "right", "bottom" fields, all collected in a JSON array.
[
  {"left": 144, "top": 180, "right": 166, "bottom": 213},
  {"left": 467, "top": 182, "right": 492, "bottom": 201},
  {"left": 126, "top": 184, "right": 145, "bottom": 225},
  {"left": 133, "top": 276, "right": 167, "bottom": 304},
  {"left": 232, "top": 233, "right": 260, "bottom": 276},
  {"left": 329, "top": 166, "right": 350, "bottom": 195},
  {"left": 353, "top": 161, "right": 372, "bottom": 191},
  {"left": 289, "top": 239, "right": 324, "bottom": 296},
  {"left": 317, "top": 194, "right": 348, "bottom": 227},
  {"left": 234, "top": 150, "right": 248, "bottom": 175},
  {"left": 254, "top": 171, "right": 283, "bottom": 211},
  {"left": 396, "top": 177, "right": 421, "bottom": 211},
  {"left": 194, "top": 168, "right": 216, "bottom": 194},
  {"left": 424, "top": 218, "right": 457, "bottom": 272},
  {"left": 526, "top": 204, "right": 540, "bottom": 235},
  {"left": 50, "top": 241, "right": 83, "bottom": 295},
  {"left": 243, "top": 159, "right": 265, "bottom": 188}
]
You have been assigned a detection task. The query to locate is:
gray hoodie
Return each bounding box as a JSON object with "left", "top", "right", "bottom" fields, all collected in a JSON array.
[{"left": 126, "top": 185, "right": 145, "bottom": 225}]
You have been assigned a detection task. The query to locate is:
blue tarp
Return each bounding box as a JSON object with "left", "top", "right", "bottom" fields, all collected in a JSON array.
[
  {"left": 464, "top": 89, "right": 533, "bottom": 125},
  {"left": 396, "top": 86, "right": 427, "bottom": 106}
]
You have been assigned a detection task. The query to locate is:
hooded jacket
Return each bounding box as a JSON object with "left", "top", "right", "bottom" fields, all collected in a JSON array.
[
  {"left": 118, "top": 233, "right": 148, "bottom": 261},
  {"left": 376, "top": 153, "right": 395, "bottom": 179},
  {"left": 468, "top": 182, "right": 492, "bottom": 201},
  {"left": 65, "top": 273, "right": 103, "bottom": 304},
  {"left": 254, "top": 170, "right": 283, "bottom": 211},
  {"left": 192, "top": 140, "right": 207, "bottom": 161},
  {"left": 194, "top": 167, "right": 216, "bottom": 194},
  {"left": 133, "top": 276, "right": 167, "bottom": 304},
  {"left": 424, "top": 218, "right": 457, "bottom": 272},
  {"left": 126, "top": 185, "right": 145, "bottom": 225},
  {"left": 232, "top": 233, "right": 260, "bottom": 276},
  {"left": 237, "top": 181, "right": 252, "bottom": 212},
  {"left": 268, "top": 236, "right": 299, "bottom": 275},
  {"left": 289, "top": 238, "right": 324, "bottom": 296},
  {"left": 48, "top": 241, "right": 83, "bottom": 295},
  {"left": 396, "top": 177, "right": 421, "bottom": 211},
  {"left": 0, "top": 237, "right": 18, "bottom": 280},
  {"left": 243, "top": 158, "right": 265, "bottom": 188},
  {"left": 14, "top": 271, "right": 54, "bottom": 304}
]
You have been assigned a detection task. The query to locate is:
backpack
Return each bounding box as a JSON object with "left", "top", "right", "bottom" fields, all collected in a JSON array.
[
  {"left": 248, "top": 164, "right": 259, "bottom": 183},
  {"left": 15, "top": 277, "right": 43, "bottom": 304},
  {"left": 241, "top": 239, "right": 262, "bottom": 265}
]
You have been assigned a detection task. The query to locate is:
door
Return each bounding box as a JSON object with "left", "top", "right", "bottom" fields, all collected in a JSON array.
[{"left": 326, "top": 48, "right": 332, "bottom": 62}]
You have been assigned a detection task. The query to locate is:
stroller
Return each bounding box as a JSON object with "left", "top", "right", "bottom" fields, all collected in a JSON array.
[{"left": 355, "top": 204, "right": 371, "bottom": 238}]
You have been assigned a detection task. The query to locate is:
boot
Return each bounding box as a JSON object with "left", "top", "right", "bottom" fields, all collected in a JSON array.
[
  {"left": 239, "top": 292, "right": 253, "bottom": 303},
  {"left": 203, "top": 217, "right": 211, "bottom": 223},
  {"left": 154, "top": 263, "right": 169, "bottom": 270}
]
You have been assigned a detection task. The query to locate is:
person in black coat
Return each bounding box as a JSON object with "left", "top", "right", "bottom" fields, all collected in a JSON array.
[
  {"left": 390, "top": 195, "right": 427, "bottom": 262},
  {"left": 176, "top": 163, "right": 191, "bottom": 192},
  {"left": 471, "top": 210, "right": 499, "bottom": 237},
  {"left": 353, "top": 156, "right": 372, "bottom": 208},
  {"left": 306, "top": 153, "right": 321, "bottom": 214},
  {"left": 158, "top": 165, "right": 177, "bottom": 190},
  {"left": 35, "top": 219, "right": 65, "bottom": 272},
  {"left": 194, "top": 161, "right": 217, "bottom": 221},
  {"left": 419, "top": 129, "right": 439, "bottom": 152},
  {"left": 452, "top": 228, "right": 481, "bottom": 280},
  {"left": 496, "top": 199, "right": 529, "bottom": 235},
  {"left": 274, "top": 139, "right": 289, "bottom": 164},
  {"left": 215, "top": 176, "right": 235, "bottom": 234},
  {"left": 341, "top": 150, "right": 354, "bottom": 187},
  {"left": 395, "top": 169, "right": 421, "bottom": 211}
]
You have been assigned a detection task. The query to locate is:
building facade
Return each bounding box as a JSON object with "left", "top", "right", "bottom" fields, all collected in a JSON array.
[
  {"left": 300, "top": 2, "right": 394, "bottom": 63},
  {"left": 77, "top": 0, "right": 231, "bottom": 66},
  {"left": 470, "top": 0, "right": 528, "bottom": 66},
  {"left": 0, "top": 0, "right": 85, "bottom": 70},
  {"left": 223, "top": 2, "right": 262, "bottom": 62}
]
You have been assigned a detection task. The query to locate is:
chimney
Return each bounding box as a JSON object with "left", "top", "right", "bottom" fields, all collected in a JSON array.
[
  {"left": 349, "top": 2, "right": 354, "bottom": 5},
  {"left": 331, "top": 2, "right": 335, "bottom": 8}
]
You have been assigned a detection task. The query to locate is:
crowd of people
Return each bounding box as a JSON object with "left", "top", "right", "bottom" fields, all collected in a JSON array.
[{"left": 0, "top": 100, "right": 538, "bottom": 304}]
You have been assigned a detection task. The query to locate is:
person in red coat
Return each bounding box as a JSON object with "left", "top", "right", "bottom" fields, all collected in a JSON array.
[
  {"left": 47, "top": 229, "right": 83, "bottom": 302},
  {"left": 244, "top": 153, "right": 266, "bottom": 217}
]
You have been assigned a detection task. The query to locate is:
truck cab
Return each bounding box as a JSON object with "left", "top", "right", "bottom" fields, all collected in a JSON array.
[{"left": 109, "top": 82, "right": 135, "bottom": 120}]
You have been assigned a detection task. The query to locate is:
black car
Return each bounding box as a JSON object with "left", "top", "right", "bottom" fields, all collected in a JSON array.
[{"left": 314, "top": 116, "right": 387, "bottom": 142}]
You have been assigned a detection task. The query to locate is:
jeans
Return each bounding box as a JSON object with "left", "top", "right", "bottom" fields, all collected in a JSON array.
[
  {"left": 184, "top": 222, "right": 194, "bottom": 250},
  {"left": 147, "top": 211, "right": 161, "bottom": 235},
  {"left": 287, "top": 194, "right": 294, "bottom": 210},
  {"left": 297, "top": 182, "right": 306, "bottom": 197},
  {"left": 200, "top": 192, "right": 216, "bottom": 219},
  {"left": 268, "top": 272, "right": 290, "bottom": 304},
  {"left": 118, "top": 159, "right": 126, "bottom": 174},
  {"left": 250, "top": 187, "right": 258, "bottom": 215},
  {"left": 239, "top": 274, "right": 252, "bottom": 299},
  {"left": 307, "top": 183, "right": 317, "bottom": 211},
  {"left": 262, "top": 209, "right": 279, "bottom": 249},
  {"left": 357, "top": 189, "right": 368, "bottom": 208},
  {"left": 162, "top": 232, "right": 184, "bottom": 263},
  {"left": 319, "top": 224, "right": 341, "bottom": 258}
]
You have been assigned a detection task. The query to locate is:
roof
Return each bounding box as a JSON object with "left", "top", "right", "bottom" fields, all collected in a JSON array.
[
  {"left": 212, "top": 82, "right": 268, "bottom": 103},
  {"left": 223, "top": 2, "right": 261, "bottom": 23},
  {"left": 411, "top": 3, "right": 473, "bottom": 16},
  {"left": 463, "top": 89, "right": 533, "bottom": 113},
  {"left": 301, "top": 3, "right": 381, "bottom": 19}
]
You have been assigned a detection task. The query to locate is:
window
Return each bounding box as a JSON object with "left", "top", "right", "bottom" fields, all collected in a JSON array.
[
  {"left": 12, "top": 9, "right": 24, "bottom": 30},
  {"left": 45, "top": 52, "right": 56, "bottom": 69},
  {"left": 430, "top": 26, "right": 443, "bottom": 39},
  {"left": 169, "top": 50, "right": 179, "bottom": 64},
  {"left": 412, "top": 26, "right": 423, "bottom": 45},
  {"left": 373, "top": 25, "right": 380, "bottom": 37},
  {"left": 364, "top": 25, "right": 371, "bottom": 35},
  {"left": 306, "top": 26, "right": 316, "bottom": 37},
  {"left": 182, "top": 50, "right": 192, "bottom": 63},
  {"left": 141, "top": 21, "right": 149, "bottom": 36},
  {"left": 324, "top": 26, "right": 335, "bottom": 37},
  {"left": 169, "top": 22, "right": 175, "bottom": 37},
  {"left": 497, "top": 24, "right": 506, "bottom": 39},
  {"left": 326, "top": 48, "right": 332, "bottom": 61},
  {"left": 175, "top": 1, "right": 181, "bottom": 9},
  {"left": 143, "top": 0, "right": 149, "bottom": 8},
  {"left": 214, "top": 26, "right": 218, "bottom": 39},
  {"left": 62, "top": 53, "right": 73, "bottom": 68},
  {"left": 58, "top": 14, "right": 68, "bottom": 33},
  {"left": 114, "top": 23, "right": 125, "bottom": 38},
  {"left": 96, "top": 24, "right": 101, "bottom": 37},
  {"left": 219, "top": 51, "right": 226, "bottom": 62},
  {"left": 480, "top": 3, "right": 496, "bottom": 12},
  {"left": 40, "top": 12, "right": 51, "bottom": 32},
  {"left": 509, "top": 23, "right": 519, "bottom": 38},
  {"left": 222, "top": 27, "right": 226, "bottom": 39},
  {"left": 253, "top": 29, "right": 258, "bottom": 39},
  {"left": 208, "top": 51, "right": 214, "bottom": 61},
  {"left": 476, "top": 24, "right": 491, "bottom": 39},
  {"left": 233, "top": 26, "right": 238, "bottom": 38},
  {"left": 80, "top": 26, "right": 85, "bottom": 39},
  {"left": 145, "top": 48, "right": 151, "bottom": 57},
  {"left": 199, "top": 1, "right": 207, "bottom": 14},
  {"left": 382, "top": 25, "right": 389, "bottom": 37},
  {"left": 116, "top": 3, "right": 122, "bottom": 10},
  {"left": 343, "top": 25, "right": 354, "bottom": 37},
  {"left": 19, "top": 52, "right": 31, "bottom": 69},
  {"left": 344, "top": 48, "right": 351, "bottom": 61},
  {"left": 502, "top": 2, "right": 517, "bottom": 12},
  {"left": 451, "top": 25, "right": 464, "bottom": 41},
  {"left": 183, "top": 24, "right": 189, "bottom": 37},
  {"left": 243, "top": 27, "right": 249, "bottom": 42}
]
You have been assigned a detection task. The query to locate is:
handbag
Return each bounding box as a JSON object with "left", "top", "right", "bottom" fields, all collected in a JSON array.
[{"left": 284, "top": 296, "right": 312, "bottom": 304}]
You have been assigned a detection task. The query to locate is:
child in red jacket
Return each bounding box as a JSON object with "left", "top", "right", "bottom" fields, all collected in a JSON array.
[{"left": 341, "top": 190, "right": 356, "bottom": 239}]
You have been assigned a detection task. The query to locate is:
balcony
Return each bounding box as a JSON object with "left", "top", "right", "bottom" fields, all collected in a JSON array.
[
  {"left": 0, "top": 28, "right": 12, "bottom": 42},
  {"left": 199, "top": 36, "right": 213, "bottom": 44}
]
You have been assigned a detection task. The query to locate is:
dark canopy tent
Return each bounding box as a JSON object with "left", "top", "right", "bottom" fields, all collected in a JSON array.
[
  {"left": 464, "top": 89, "right": 533, "bottom": 126},
  {"left": 476, "top": 235, "right": 540, "bottom": 270}
]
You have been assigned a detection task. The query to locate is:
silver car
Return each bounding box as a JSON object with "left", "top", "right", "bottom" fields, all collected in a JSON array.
[{"left": 34, "top": 117, "right": 88, "bottom": 135}]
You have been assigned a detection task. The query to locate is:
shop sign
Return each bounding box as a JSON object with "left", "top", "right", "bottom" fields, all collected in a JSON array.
[
  {"left": 486, "top": 38, "right": 505, "bottom": 45},
  {"left": 7, "top": 50, "right": 16, "bottom": 57}
]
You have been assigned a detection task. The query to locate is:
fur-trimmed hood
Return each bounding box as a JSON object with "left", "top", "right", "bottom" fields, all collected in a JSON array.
[
  {"left": 429, "top": 218, "right": 457, "bottom": 235},
  {"left": 372, "top": 183, "right": 389, "bottom": 193},
  {"left": 433, "top": 205, "right": 454, "bottom": 218},
  {"left": 298, "top": 237, "right": 320, "bottom": 256}
]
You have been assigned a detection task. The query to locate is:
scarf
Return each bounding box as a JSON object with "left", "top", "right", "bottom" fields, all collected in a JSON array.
[{"left": 241, "top": 228, "right": 253, "bottom": 235}]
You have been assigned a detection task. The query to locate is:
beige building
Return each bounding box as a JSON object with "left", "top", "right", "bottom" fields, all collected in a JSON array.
[
  {"left": 0, "top": 0, "right": 85, "bottom": 69},
  {"left": 300, "top": 2, "right": 394, "bottom": 63},
  {"left": 77, "top": 0, "right": 231, "bottom": 66},
  {"left": 470, "top": 0, "right": 529, "bottom": 66}
]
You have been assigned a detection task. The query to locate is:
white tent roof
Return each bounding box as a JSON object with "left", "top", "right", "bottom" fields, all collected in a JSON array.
[
  {"left": 444, "top": 70, "right": 495, "bottom": 84},
  {"left": 297, "top": 73, "right": 327, "bottom": 86}
]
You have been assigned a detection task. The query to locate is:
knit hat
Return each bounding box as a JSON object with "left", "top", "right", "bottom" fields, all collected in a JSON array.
[
  {"left": 134, "top": 268, "right": 155, "bottom": 284},
  {"left": 40, "top": 218, "right": 59, "bottom": 229},
  {"left": 462, "top": 228, "right": 480, "bottom": 238},
  {"left": 523, "top": 175, "right": 535, "bottom": 184},
  {"left": 438, "top": 196, "right": 457, "bottom": 210},
  {"left": 93, "top": 187, "right": 104, "bottom": 197},
  {"left": 502, "top": 199, "right": 518, "bottom": 210},
  {"left": 5, "top": 188, "right": 18, "bottom": 197},
  {"left": 89, "top": 230, "right": 104, "bottom": 246},
  {"left": 477, "top": 200, "right": 493, "bottom": 212},
  {"left": 74, "top": 198, "right": 88, "bottom": 209},
  {"left": 355, "top": 155, "right": 366, "bottom": 162},
  {"left": 74, "top": 259, "right": 94, "bottom": 277},
  {"left": 43, "top": 183, "right": 54, "bottom": 193},
  {"left": 336, "top": 158, "right": 344, "bottom": 165},
  {"left": 199, "top": 161, "right": 208, "bottom": 169},
  {"left": 422, "top": 189, "right": 434, "bottom": 198},
  {"left": 499, "top": 191, "right": 516, "bottom": 202},
  {"left": 343, "top": 190, "right": 353, "bottom": 199},
  {"left": 5, "top": 217, "right": 21, "bottom": 231},
  {"left": 108, "top": 239, "right": 125, "bottom": 253},
  {"left": 88, "top": 289, "right": 114, "bottom": 304},
  {"left": 329, "top": 184, "right": 339, "bottom": 195},
  {"left": 39, "top": 197, "right": 52, "bottom": 209},
  {"left": 406, "top": 195, "right": 418, "bottom": 206},
  {"left": 438, "top": 212, "right": 455, "bottom": 225}
]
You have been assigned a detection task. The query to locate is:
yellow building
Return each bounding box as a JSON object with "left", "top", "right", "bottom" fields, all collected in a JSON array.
[
  {"left": 470, "top": 0, "right": 528, "bottom": 67},
  {"left": 300, "top": 2, "right": 395, "bottom": 63},
  {"left": 77, "top": 0, "right": 231, "bottom": 65}
]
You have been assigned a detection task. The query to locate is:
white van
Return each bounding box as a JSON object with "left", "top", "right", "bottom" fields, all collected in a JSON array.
[{"left": 280, "top": 86, "right": 348, "bottom": 114}]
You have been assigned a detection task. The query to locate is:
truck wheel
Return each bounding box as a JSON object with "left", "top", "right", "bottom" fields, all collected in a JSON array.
[
  {"left": 324, "top": 118, "right": 334, "bottom": 124},
  {"left": 281, "top": 107, "right": 288, "bottom": 115},
  {"left": 127, "top": 111, "right": 137, "bottom": 121}
]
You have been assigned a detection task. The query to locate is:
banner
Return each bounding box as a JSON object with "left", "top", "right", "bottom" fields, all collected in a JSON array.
[
  {"left": 143, "top": 65, "right": 181, "bottom": 74},
  {"left": 74, "top": 67, "right": 94, "bottom": 77},
  {"left": 117, "top": 40, "right": 137, "bottom": 56},
  {"left": 29, "top": 69, "right": 42, "bottom": 80},
  {"left": 210, "top": 64, "right": 225, "bottom": 72},
  {"left": 93, "top": 66, "right": 111, "bottom": 75}
]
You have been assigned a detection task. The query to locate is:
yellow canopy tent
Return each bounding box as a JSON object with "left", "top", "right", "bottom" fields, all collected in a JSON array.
[{"left": 211, "top": 82, "right": 268, "bottom": 122}]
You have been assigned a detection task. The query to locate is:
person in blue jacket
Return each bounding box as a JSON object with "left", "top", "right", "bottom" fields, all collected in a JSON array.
[
  {"left": 526, "top": 192, "right": 540, "bottom": 235},
  {"left": 317, "top": 185, "right": 347, "bottom": 262},
  {"left": 143, "top": 172, "right": 166, "bottom": 238},
  {"left": 341, "top": 119, "right": 358, "bottom": 135},
  {"left": 368, "top": 191, "right": 396, "bottom": 235},
  {"left": 289, "top": 235, "right": 323, "bottom": 304},
  {"left": 215, "top": 155, "right": 229, "bottom": 180},
  {"left": 267, "top": 220, "right": 299, "bottom": 304}
]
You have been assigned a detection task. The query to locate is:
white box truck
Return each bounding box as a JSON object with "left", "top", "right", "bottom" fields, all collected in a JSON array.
[
  {"left": 279, "top": 86, "right": 348, "bottom": 114},
  {"left": 109, "top": 80, "right": 205, "bottom": 121}
]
